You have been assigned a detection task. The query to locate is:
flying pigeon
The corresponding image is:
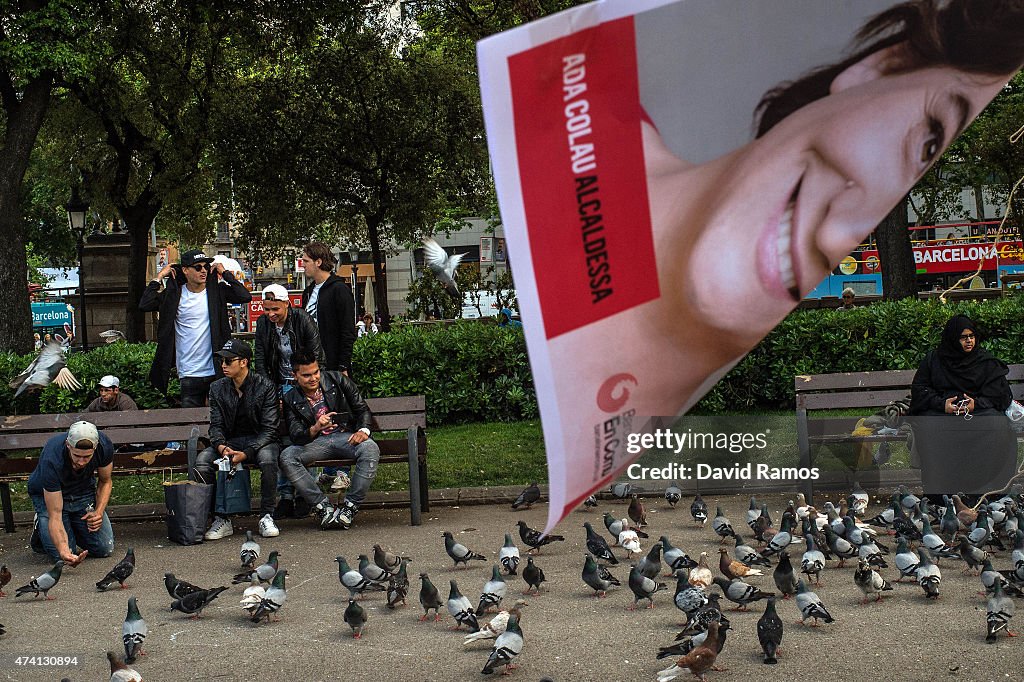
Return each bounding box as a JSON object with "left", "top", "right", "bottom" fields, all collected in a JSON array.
[
  {"left": 853, "top": 558, "right": 893, "bottom": 604},
  {"left": 499, "top": 533, "right": 521, "bottom": 575},
  {"left": 628, "top": 494, "right": 648, "bottom": 527},
  {"left": 418, "top": 573, "right": 444, "bottom": 621},
  {"left": 121, "top": 596, "right": 147, "bottom": 664},
  {"left": 97, "top": 548, "right": 136, "bottom": 591},
  {"left": 757, "top": 597, "right": 783, "bottom": 664},
  {"left": 665, "top": 484, "right": 682, "bottom": 509},
  {"left": 386, "top": 560, "right": 410, "bottom": 609},
  {"left": 98, "top": 329, "right": 127, "bottom": 344},
  {"left": 444, "top": 531, "right": 488, "bottom": 567},
  {"left": 447, "top": 579, "right": 480, "bottom": 632},
  {"left": 795, "top": 579, "right": 834, "bottom": 626},
  {"left": 773, "top": 551, "right": 798, "bottom": 598},
  {"left": 250, "top": 569, "right": 287, "bottom": 623},
  {"left": 232, "top": 550, "right": 280, "bottom": 584},
  {"left": 690, "top": 495, "right": 709, "bottom": 527},
  {"left": 344, "top": 597, "right": 368, "bottom": 638},
  {"left": 517, "top": 521, "right": 565, "bottom": 555},
  {"left": 522, "top": 557, "right": 546, "bottom": 595},
  {"left": 0, "top": 564, "right": 11, "bottom": 596},
  {"left": 986, "top": 581, "right": 1016, "bottom": 643},
  {"left": 628, "top": 564, "right": 668, "bottom": 610},
  {"left": 915, "top": 547, "right": 942, "bottom": 600},
  {"left": 164, "top": 573, "right": 203, "bottom": 601},
  {"left": 582, "top": 554, "right": 620, "bottom": 597},
  {"left": 465, "top": 603, "right": 527, "bottom": 645},
  {"left": 584, "top": 521, "right": 618, "bottom": 564},
  {"left": 239, "top": 530, "right": 260, "bottom": 569},
  {"left": 660, "top": 536, "right": 698, "bottom": 575},
  {"left": 358, "top": 554, "right": 391, "bottom": 583},
  {"left": 712, "top": 506, "right": 738, "bottom": 543},
  {"left": 14, "top": 560, "right": 63, "bottom": 600},
  {"left": 656, "top": 620, "right": 721, "bottom": 682},
  {"left": 239, "top": 575, "right": 266, "bottom": 617},
  {"left": 336, "top": 556, "right": 386, "bottom": 598},
  {"left": 107, "top": 651, "right": 143, "bottom": 682},
  {"left": 171, "top": 585, "right": 228, "bottom": 619},
  {"left": 422, "top": 237, "right": 465, "bottom": 299},
  {"left": 718, "top": 547, "right": 763, "bottom": 580},
  {"left": 476, "top": 565, "right": 508, "bottom": 616},
  {"left": 712, "top": 576, "right": 774, "bottom": 611},
  {"left": 9, "top": 342, "right": 81, "bottom": 397},
  {"left": 511, "top": 482, "right": 541, "bottom": 510},
  {"left": 481, "top": 613, "right": 524, "bottom": 675}
]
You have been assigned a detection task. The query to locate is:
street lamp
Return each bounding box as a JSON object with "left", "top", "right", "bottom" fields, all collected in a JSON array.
[
  {"left": 66, "top": 187, "right": 90, "bottom": 351},
  {"left": 347, "top": 244, "right": 359, "bottom": 326}
]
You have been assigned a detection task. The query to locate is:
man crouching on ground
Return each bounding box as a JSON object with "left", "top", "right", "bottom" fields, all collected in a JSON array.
[{"left": 280, "top": 350, "right": 379, "bottom": 529}]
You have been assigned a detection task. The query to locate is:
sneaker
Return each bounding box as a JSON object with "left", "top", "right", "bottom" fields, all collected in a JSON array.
[
  {"left": 314, "top": 500, "right": 344, "bottom": 530},
  {"left": 273, "top": 498, "right": 294, "bottom": 520},
  {"left": 331, "top": 471, "right": 351, "bottom": 492},
  {"left": 204, "top": 516, "right": 233, "bottom": 540},
  {"left": 336, "top": 499, "right": 359, "bottom": 530},
  {"left": 258, "top": 513, "right": 280, "bottom": 538}
]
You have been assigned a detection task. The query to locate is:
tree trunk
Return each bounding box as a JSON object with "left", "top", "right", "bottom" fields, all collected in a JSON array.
[
  {"left": 122, "top": 203, "right": 160, "bottom": 342},
  {"left": 366, "top": 216, "right": 392, "bottom": 332},
  {"left": 0, "top": 74, "right": 52, "bottom": 354},
  {"left": 874, "top": 196, "right": 917, "bottom": 300}
]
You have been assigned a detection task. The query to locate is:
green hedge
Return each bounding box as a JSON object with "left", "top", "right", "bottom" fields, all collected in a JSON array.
[{"left": 4, "top": 297, "right": 1024, "bottom": 421}]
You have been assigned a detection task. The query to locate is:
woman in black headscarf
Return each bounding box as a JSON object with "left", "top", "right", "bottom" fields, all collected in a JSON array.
[{"left": 910, "top": 315, "right": 1012, "bottom": 416}]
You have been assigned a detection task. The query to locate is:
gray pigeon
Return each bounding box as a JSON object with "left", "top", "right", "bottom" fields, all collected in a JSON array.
[
  {"left": 481, "top": 614, "right": 524, "bottom": 675},
  {"left": 171, "top": 586, "right": 228, "bottom": 619},
  {"left": 476, "top": 565, "right": 508, "bottom": 616},
  {"left": 97, "top": 548, "right": 135, "bottom": 591},
  {"left": 232, "top": 550, "right": 279, "bottom": 584},
  {"left": 893, "top": 537, "right": 920, "bottom": 582},
  {"left": 673, "top": 573, "right": 707, "bottom": 619},
  {"left": 444, "top": 531, "right": 487, "bottom": 567},
  {"left": 122, "top": 596, "right": 147, "bottom": 663},
  {"left": 795, "top": 579, "right": 834, "bottom": 625},
  {"left": 712, "top": 506, "right": 738, "bottom": 543},
  {"left": 358, "top": 554, "right": 391, "bottom": 583},
  {"left": 665, "top": 484, "right": 682, "bottom": 508},
  {"left": 853, "top": 558, "right": 893, "bottom": 604},
  {"left": 14, "top": 560, "right": 63, "bottom": 600},
  {"left": 522, "top": 556, "right": 546, "bottom": 596},
  {"left": 800, "top": 536, "right": 826, "bottom": 586},
  {"left": 986, "top": 581, "right": 1016, "bottom": 643},
  {"left": 447, "top": 579, "right": 480, "bottom": 632},
  {"left": 373, "top": 543, "right": 410, "bottom": 574},
  {"left": 239, "top": 530, "right": 260, "bottom": 569},
  {"left": 712, "top": 576, "right": 774, "bottom": 611},
  {"left": 660, "top": 536, "right": 698, "bottom": 574},
  {"left": 499, "top": 533, "right": 521, "bottom": 575},
  {"left": 636, "top": 542, "right": 664, "bottom": 580},
  {"left": 773, "top": 551, "right": 798, "bottom": 598},
  {"left": 344, "top": 597, "right": 367, "bottom": 638},
  {"left": 610, "top": 482, "right": 633, "bottom": 499},
  {"left": 418, "top": 573, "right": 443, "bottom": 621},
  {"left": 628, "top": 564, "right": 668, "bottom": 610},
  {"left": 250, "top": 569, "right": 287, "bottom": 623},
  {"left": 422, "top": 237, "right": 465, "bottom": 299},
  {"left": 583, "top": 495, "right": 599, "bottom": 509},
  {"left": 336, "top": 556, "right": 386, "bottom": 598},
  {"left": 511, "top": 482, "right": 541, "bottom": 510},
  {"left": 584, "top": 522, "right": 618, "bottom": 564},
  {"left": 915, "top": 547, "right": 942, "bottom": 600},
  {"left": 582, "top": 554, "right": 619, "bottom": 597},
  {"left": 9, "top": 342, "right": 81, "bottom": 397}
]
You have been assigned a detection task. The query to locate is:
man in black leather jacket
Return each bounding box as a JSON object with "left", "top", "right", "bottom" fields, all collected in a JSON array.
[
  {"left": 253, "top": 284, "right": 324, "bottom": 385},
  {"left": 193, "top": 340, "right": 282, "bottom": 540},
  {"left": 280, "top": 349, "right": 380, "bottom": 529}
]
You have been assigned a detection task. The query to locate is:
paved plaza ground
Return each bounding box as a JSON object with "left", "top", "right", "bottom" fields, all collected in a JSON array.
[{"left": 0, "top": 490, "right": 1021, "bottom": 681}]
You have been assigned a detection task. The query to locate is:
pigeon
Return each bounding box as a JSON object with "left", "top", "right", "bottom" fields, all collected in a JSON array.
[
  {"left": 171, "top": 585, "right": 228, "bottom": 619},
  {"left": 358, "top": 554, "right": 391, "bottom": 583},
  {"left": 718, "top": 547, "right": 763, "bottom": 579},
  {"left": 610, "top": 482, "right": 633, "bottom": 499},
  {"left": 481, "top": 613, "right": 524, "bottom": 675},
  {"left": 752, "top": 505, "right": 775, "bottom": 545},
  {"left": 849, "top": 481, "right": 869, "bottom": 516},
  {"left": 658, "top": 615, "right": 729, "bottom": 660},
  {"left": 690, "top": 494, "right": 709, "bottom": 526},
  {"left": 688, "top": 552, "right": 713, "bottom": 590},
  {"left": 915, "top": 547, "right": 942, "bottom": 600},
  {"left": 447, "top": 579, "right": 480, "bottom": 632},
  {"left": 386, "top": 560, "right": 410, "bottom": 609},
  {"left": 418, "top": 573, "right": 444, "bottom": 621},
  {"left": 940, "top": 498, "right": 961, "bottom": 538},
  {"left": 823, "top": 525, "right": 858, "bottom": 568},
  {"left": 712, "top": 506, "right": 738, "bottom": 543},
  {"left": 336, "top": 556, "right": 386, "bottom": 598},
  {"left": 660, "top": 536, "right": 698, "bottom": 574},
  {"left": 853, "top": 558, "right": 893, "bottom": 604},
  {"left": 603, "top": 513, "right": 649, "bottom": 541},
  {"left": 760, "top": 514, "right": 795, "bottom": 559},
  {"left": 97, "top": 548, "right": 136, "bottom": 591},
  {"left": 422, "top": 237, "right": 465, "bottom": 299},
  {"left": 344, "top": 597, "right": 367, "bottom": 638},
  {"left": 757, "top": 596, "right": 783, "bottom": 664},
  {"left": 239, "top": 530, "right": 260, "bottom": 569},
  {"left": 164, "top": 573, "right": 203, "bottom": 600},
  {"left": 920, "top": 517, "right": 958, "bottom": 559},
  {"left": 583, "top": 495, "right": 599, "bottom": 509},
  {"left": 499, "top": 533, "right": 521, "bottom": 575},
  {"left": 773, "top": 551, "right": 799, "bottom": 598},
  {"left": 628, "top": 494, "right": 648, "bottom": 527},
  {"left": 656, "top": 620, "right": 721, "bottom": 682},
  {"left": 0, "top": 564, "right": 10, "bottom": 596},
  {"left": 677, "top": 592, "right": 729, "bottom": 638},
  {"left": 250, "top": 569, "right": 287, "bottom": 623},
  {"left": 98, "top": 329, "right": 127, "bottom": 343},
  {"left": 986, "top": 581, "right": 1016, "bottom": 643},
  {"left": 511, "top": 482, "right": 540, "bottom": 509},
  {"left": 517, "top": 521, "right": 565, "bottom": 555},
  {"left": 582, "top": 554, "right": 620, "bottom": 597},
  {"left": 734, "top": 536, "right": 771, "bottom": 568},
  {"left": 619, "top": 529, "right": 642, "bottom": 558},
  {"left": 443, "top": 531, "right": 487, "bottom": 566},
  {"left": 373, "top": 544, "right": 411, "bottom": 574},
  {"left": 465, "top": 603, "right": 526, "bottom": 645},
  {"left": 239, "top": 575, "right": 266, "bottom": 617},
  {"left": 713, "top": 576, "right": 774, "bottom": 611},
  {"left": 665, "top": 484, "right": 682, "bottom": 508},
  {"left": 9, "top": 341, "right": 81, "bottom": 397},
  {"left": 584, "top": 521, "right": 618, "bottom": 564},
  {"left": 476, "top": 565, "right": 508, "bottom": 616},
  {"left": 14, "top": 560, "right": 63, "bottom": 600},
  {"left": 232, "top": 550, "right": 280, "bottom": 584},
  {"left": 121, "top": 596, "right": 147, "bottom": 664},
  {"left": 522, "top": 557, "right": 546, "bottom": 595},
  {"left": 958, "top": 535, "right": 989, "bottom": 575},
  {"left": 800, "top": 536, "right": 826, "bottom": 586},
  {"left": 795, "top": 579, "right": 834, "bottom": 626},
  {"left": 893, "top": 537, "right": 920, "bottom": 582},
  {"left": 673, "top": 572, "right": 708, "bottom": 620},
  {"left": 636, "top": 543, "right": 664, "bottom": 579},
  {"left": 746, "top": 497, "right": 762, "bottom": 530},
  {"left": 628, "top": 564, "right": 668, "bottom": 609},
  {"left": 981, "top": 559, "right": 1024, "bottom": 598},
  {"left": 857, "top": 540, "right": 888, "bottom": 569},
  {"left": 107, "top": 651, "right": 143, "bottom": 682}
]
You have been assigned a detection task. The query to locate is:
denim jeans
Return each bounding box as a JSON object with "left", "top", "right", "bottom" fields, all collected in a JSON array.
[
  {"left": 193, "top": 435, "right": 279, "bottom": 515},
  {"left": 180, "top": 375, "right": 216, "bottom": 408},
  {"left": 280, "top": 432, "right": 379, "bottom": 508},
  {"left": 30, "top": 491, "right": 114, "bottom": 563}
]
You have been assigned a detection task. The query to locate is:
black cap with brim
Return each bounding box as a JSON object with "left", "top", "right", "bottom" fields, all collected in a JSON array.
[
  {"left": 215, "top": 339, "right": 252, "bottom": 360},
  {"left": 181, "top": 249, "right": 213, "bottom": 267}
]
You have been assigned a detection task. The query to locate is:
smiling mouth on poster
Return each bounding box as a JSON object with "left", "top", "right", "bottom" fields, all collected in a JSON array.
[{"left": 476, "top": 0, "right": 1021, "bottom": 532}]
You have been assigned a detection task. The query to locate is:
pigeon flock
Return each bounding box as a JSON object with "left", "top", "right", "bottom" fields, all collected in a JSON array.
[{"left": 2, "top": 481, "right": 1024, "bottom": 680}]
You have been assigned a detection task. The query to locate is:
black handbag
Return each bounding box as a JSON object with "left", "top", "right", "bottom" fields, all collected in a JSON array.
[
  {"left": 164, "top": 480, "right": 214, "bottom": 546},
  {"left": 214, "top": 468, "right": 252, "bottom": 516}
]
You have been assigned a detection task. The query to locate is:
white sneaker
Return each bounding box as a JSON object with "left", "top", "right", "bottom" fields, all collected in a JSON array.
[
  {"left": 258, "top": 513, "right": 280, "bottom": 538},
  {"left": 331, "top": 471, "right": 351, "bottom": 491},
  {"left": 204, "top": 516, "right": 233, "bottom": 540}
]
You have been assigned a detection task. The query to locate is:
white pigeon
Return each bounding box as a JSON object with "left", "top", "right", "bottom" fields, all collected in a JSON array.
[
  {"left": 422, "top": 237, "right": 465, "bottom": 299},
  {"left": 618, "top": 529, "right": 642, "bottom": 558},
  {"left": 9, "top": 342, "right": 81, "bottom": 397},
  {"left": 239, "top": 576, "right": 266, "bottom": 616},
  {"left": 463, "top": 602, "right": 526, "bottom": 645},
  {"left": 107, "top": 651, "right": 143, "bottom": 682}
]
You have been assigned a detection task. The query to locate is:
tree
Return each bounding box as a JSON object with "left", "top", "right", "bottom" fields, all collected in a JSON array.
[{"left": 873, "top": 197, "right": 916, "bottom": 300}]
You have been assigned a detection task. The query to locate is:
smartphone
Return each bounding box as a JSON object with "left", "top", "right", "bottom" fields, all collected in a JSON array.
[{"left": 330, "top": 413, "right": 343, "bottom": 424}]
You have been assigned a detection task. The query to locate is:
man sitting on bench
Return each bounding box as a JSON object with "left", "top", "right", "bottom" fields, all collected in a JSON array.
[{"left": 280, "top": 350, "right": 379, "bottom": 530}]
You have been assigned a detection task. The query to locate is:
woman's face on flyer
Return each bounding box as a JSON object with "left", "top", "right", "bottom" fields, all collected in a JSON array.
[{"left": 685, "top": 51, "right": 1009, "bottom": 339}]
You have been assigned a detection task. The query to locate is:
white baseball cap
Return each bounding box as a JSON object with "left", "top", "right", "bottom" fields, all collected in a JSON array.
[
  {"left": 67, "top": 421, "right": 99, "bottom": 449},
  {"left": 98, "top": 375, "right": 119, "bottom": 388},
  {"left": 262, "top": 284, "right": 290, "bottom": 302}
]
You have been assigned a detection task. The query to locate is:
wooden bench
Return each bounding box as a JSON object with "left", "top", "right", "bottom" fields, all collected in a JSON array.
[
  {"left": 0, "top": 395, "right": 428, "bottom": 532},
  {"left": 795, "top": 365, "right": 1024, "bottom": 502}
]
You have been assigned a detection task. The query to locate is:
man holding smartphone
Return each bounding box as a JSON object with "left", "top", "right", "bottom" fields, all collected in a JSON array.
[{"left": 279, "top": 350, "right": 379, "bottom": 529}]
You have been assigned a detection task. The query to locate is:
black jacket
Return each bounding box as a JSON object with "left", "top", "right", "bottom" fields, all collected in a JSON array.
[
  {"left": 302, "top": 274, "right": 356, "bottom": 372},
  {"left": 208, "top": 370, "right": 280, "bottom": 459},
  {"left": 283, "top": 370, "right": 372, "bottom": 445},
  {"left": 253, "top": 307, "right": 324, "bottom": 383},
  {"left": 139, "top": 268, "right": 252, "bottom": 393}
]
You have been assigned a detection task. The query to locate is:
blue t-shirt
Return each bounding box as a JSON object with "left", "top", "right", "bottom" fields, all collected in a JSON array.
[{"left": 27, "top": 432, "right": 114, "bottom": 498}]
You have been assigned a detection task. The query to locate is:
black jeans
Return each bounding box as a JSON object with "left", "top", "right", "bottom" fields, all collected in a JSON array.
[
  {"left": 193, "top": 435, "right": 280, "bottom": 515},
  {"left": 180, "top": 375, "right": 216, "bottom": 408}
]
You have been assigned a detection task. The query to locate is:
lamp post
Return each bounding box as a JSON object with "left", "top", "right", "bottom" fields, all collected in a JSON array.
[
  {"left": 348, "top": 244, "right": 359, "bottom": 327},
  {"left": 66, "top": 188, "right": 90, "bottom": 351}
]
